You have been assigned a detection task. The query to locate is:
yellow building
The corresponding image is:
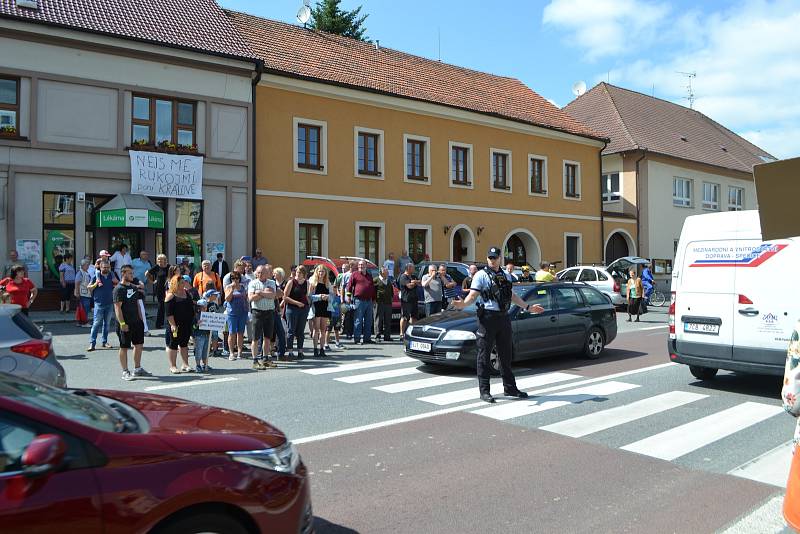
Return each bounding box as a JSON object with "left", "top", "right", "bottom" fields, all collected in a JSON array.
[{"left": 230, "top": 12, "right": 635, "bottom": 270}]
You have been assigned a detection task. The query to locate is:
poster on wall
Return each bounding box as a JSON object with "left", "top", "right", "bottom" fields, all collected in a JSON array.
[
  {"left": 205, "top": 242, "right": 225, "bottom": 261},
  {"left": 129, "top": 150, "right": 203, "bottom": 200},
  {"left": 15, "top": 239, "right": 41, "bottom": 272}
]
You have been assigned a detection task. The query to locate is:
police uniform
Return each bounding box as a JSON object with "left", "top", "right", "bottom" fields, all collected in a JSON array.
[{"left": 469, "top": 248, "right": 526, "bottom": 401}]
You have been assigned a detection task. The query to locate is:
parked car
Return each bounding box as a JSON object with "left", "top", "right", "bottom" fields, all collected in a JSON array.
[
  {"left": 607, "top": 256, "right": 651, "bottom": 284},
  {"left": 414, "top": 261, "right": 487, "bottom": 315},
  {"left": 302, "top": 255, "right": 401, "bottom": 320},
  {"left": 669, "top": 210, "right": 799, "bottom": 378},
  {"left": 0, "top": 304, "right": 65, "bottom": 388},
  {"left": 404, "top": 281, "right": 617, "bottom": 371},
  {"left": 556, "top": 265, "right": 624, "bottom": 306},
  {"left": 0, "top": 372, "right": 312, "bottom": 533}
]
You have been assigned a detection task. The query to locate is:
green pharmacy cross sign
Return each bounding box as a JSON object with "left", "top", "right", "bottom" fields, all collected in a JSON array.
[{"left": 97, "top": 208, "right": 164, "bottom": 229}]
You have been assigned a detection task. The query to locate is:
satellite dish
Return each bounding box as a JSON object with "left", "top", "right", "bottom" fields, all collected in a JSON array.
[
  {"left": 297, "top": 5, "right": 311, "bottom": 24},
  {"left": 572, "top": 81, "right": 587, "bottom": 96}
]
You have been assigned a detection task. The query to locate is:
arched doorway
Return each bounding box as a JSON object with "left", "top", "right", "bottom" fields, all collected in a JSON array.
[
  {"left": 449, "top": 225, "right": 475, "bottom": 262},
  {"left": 501, "top": 229, "right": 541, "bottom": 267},
  {"left": 604, "top": 230, "right": 635, "bottom": 264}
]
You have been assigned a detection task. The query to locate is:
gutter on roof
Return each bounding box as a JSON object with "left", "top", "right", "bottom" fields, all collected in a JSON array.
[
  {"left": 0, "top": 13, "right": 260, "bottom": 65},
  {"left": 259, "top": 67, "right": 609, "bottom": 145}
]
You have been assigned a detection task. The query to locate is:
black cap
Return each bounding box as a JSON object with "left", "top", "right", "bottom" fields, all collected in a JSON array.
[{"left": 487, "top": 246, "right": 502, "bottom": 259}]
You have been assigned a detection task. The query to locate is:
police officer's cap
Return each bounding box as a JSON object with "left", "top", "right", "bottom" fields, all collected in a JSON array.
[{"left": 487, "top": 246, "right": 502, "bottom": 259}]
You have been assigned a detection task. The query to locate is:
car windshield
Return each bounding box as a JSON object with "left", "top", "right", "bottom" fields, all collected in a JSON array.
[{"left": 0, "top": 374, "right": 118, "bottom": 433}]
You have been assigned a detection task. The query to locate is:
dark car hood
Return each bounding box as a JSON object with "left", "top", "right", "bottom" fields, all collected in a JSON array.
[
  {"left": 93, "top": 389, "right": 286, "bottom": 452},
  {"left": 414, "top": 310, "right": 479, "bottom": 332}
]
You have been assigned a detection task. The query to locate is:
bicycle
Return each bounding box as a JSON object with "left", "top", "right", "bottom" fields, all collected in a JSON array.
[{"left": 648, "top": 290, "right": 667, "bottom": 307}]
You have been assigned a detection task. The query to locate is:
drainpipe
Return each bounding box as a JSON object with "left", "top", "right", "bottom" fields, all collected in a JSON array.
[
  {"left": 634, "top": 149, "right": 647, "bottom": 257},
  {"left": 250, "top": 61, "right": 263, "bottom": 256},
  {"left": 599, "top": 141, "right": 607, "bottom": 263}
]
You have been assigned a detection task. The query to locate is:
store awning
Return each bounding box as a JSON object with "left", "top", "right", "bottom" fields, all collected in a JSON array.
[{"left": 96, "top": 194, "right": 164, "bottom": 229}]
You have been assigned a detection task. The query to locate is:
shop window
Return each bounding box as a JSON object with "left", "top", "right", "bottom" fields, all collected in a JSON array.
[
  {"left": 42, "top": 192, "right": 75, "bottom": 286},
  {"left": 653, "top": 259, "right": 673, "bottom": 275},
  {"left": 176, "top": 200, "right": 202, "bottom": 270},
  {"left": 132, "top": 94, "right": 196, "bottom": 151},
  {"left": 0, "top": 76, "right": 20, "bottom": 137},
  {"left": 84, "top": 194, "right": 113, "bottom": 261}
]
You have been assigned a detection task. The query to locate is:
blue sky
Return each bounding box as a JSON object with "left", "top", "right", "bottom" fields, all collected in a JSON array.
[{"left": 219, "top": 0, "right": 800, "bottom": 159}]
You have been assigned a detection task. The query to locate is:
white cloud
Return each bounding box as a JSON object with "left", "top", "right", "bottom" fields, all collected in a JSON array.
[
  {"left": 548, "top": 0, "right": 800, "bottom": 159},
  {"left": 543, "top": 0, "right": 670, "bottom": 60}
]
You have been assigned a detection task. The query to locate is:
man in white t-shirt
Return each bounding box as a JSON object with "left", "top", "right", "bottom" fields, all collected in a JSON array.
[
  {"left": 109, "top": 244, "right": 132, "bottom": 281},
  {"left": 383, "top": 252, "right": 396, "bottom": 279}
]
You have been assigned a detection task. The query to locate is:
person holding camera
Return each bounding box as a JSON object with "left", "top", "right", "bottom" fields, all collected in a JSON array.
[
  {"left": 452, "top": 247, "right": 544, "bottom": 403},
  {"left": 398, "top": 262, "right": 419, "bottom": 337}
]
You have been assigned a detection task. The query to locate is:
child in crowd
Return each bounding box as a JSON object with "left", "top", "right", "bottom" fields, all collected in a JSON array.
[
  {"left": 193, "top": 297, "right": 212, "bottom": 373},
  {"left": 204, "top": 282, "right": 221, "bottom": 356}
]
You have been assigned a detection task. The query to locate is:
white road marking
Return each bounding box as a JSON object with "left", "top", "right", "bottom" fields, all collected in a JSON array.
[
  {"left": 335, "top": 366, "right": 423, "bottom": 384},
  {"left": 619, "top": 324, "right": 668, "bottom": 332},
  {"left": 540, "top": 391, "right": 707, "bottom": 438},
  {"left": 417, "top": 372, "right": 581, "bottom": 406},
  {"left": 471, "top": 381, "right": 640, "bottom": 421},
  {"left": 718, "top": 495, "right": 788, "bottom": 534},
  {"left": 144, "top": 377, "right": 238, "bottom": 391},
  {"left": 292, "top": 362, "right": 677, "bottom": 444},
  {"left": 373, "top": 375, "right": 472, "bottom": 393},
  {"left": 728, "top": 440, "right": 794, "bottom": 488},
  {"left": 301, "top": 356, "right": 416, "bottom": 375},
  {"left": 621, "top": 402, "right": 784, "bottom": 461}
]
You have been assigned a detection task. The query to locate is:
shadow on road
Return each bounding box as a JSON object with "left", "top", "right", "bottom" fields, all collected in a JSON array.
[
  {"left": 688, "top": 372, "right": 783, "bottom": 401},
  {"left": 313, "top": 517, "right": 360, "bottom": 533}
]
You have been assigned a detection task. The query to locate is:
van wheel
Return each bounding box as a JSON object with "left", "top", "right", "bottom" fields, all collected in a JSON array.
[
  {"left": 584, "top": 327, "right": 604, "bottom": 360},
  {"left": 689, "top": 366, "right": 718, "bottom": 380},
  {"left": 154, "top": 513, "right": 248, "bottom": 534}
]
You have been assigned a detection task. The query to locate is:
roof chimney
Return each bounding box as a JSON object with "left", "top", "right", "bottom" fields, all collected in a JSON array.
[
  {"left": 374, "top": 40, "right": 380, "bottom": 50},
  {"left": 16, "top": 0, "right": 39, "bottom": 9}
]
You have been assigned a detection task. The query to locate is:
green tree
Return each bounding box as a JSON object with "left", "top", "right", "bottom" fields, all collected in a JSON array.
[{"left": 309, "top": 0, "right": 369, "bottom": 41}]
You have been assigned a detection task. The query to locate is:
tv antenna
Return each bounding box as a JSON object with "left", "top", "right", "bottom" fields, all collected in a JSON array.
[
  {"left": 297, "top": 4, "right": 311, "bottom": 26},
  {"left": 677, "top": 71, "right": 696, "bottom": 108},
  {"left": 572, "top": 80, "right": 587, "bottom": 97}
]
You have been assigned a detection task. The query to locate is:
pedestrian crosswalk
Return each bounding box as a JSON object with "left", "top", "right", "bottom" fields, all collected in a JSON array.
[{"left": 299, "top": 356, "right": 794, "bottom": 487}]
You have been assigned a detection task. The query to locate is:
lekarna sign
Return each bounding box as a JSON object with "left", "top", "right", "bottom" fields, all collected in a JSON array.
[
  {"left": 198, "top": 312, "right": 226, "bottom": 331},
  {"left": 129, "top": 150, "right": 203, "bottom": 200}
]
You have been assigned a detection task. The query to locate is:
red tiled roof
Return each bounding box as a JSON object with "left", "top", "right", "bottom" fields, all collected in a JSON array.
[
  {"left": 226, "top": 11, "right": 604, "bottom": 142},
  {"left": 0, "top": 0, "right": 255, "bottom": 61},
  {"left": 564, "top": 82, "right": 774, "bottom": 173}
]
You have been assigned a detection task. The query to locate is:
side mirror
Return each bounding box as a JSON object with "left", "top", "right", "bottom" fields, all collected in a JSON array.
[{"left": 21, "top": 434, "right": 66, "bottom": 478}]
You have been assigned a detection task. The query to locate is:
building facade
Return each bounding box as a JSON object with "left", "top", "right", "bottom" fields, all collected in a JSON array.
[
  {"left": 565, "top": 83, "right": 774, "bottom": 281},
  {"left": 0, "top": 0, "right": 256, "bottom": 300},
  {"left": 231, "top": 13, "right": 633, "bottom": 271}
]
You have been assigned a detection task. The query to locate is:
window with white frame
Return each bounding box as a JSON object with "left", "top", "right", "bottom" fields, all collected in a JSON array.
[
  {"left": 449, "top": 142, "right": 473, "bottom": 187},
  {"left": 404, "top": 134, "right": 430, "bottom": 183},
  {"left": 295, "top": 218, "right": 328, "bottom": 264},
  {"left": 702, "top": 182, "right": 720, "bottom": 210},
  {"left": 293, "top": 117, "right": 327, "bottom": 175},
  {"left": 673, "top": 177, "right": 692, "bottom": 207},
  {"left": 563, "top": 161, "right": 581, "bottom": 199},
  {"left": 356, "top": 222, "right": 384, "bottom": 265},
  {"left": 529, "top": 155, "right": 547, "bottom": 195},
  {"left": 602, "top": 172, "right": 620, "bottom": 202},
  {"left": 728, "top": 186, "right": 744, "bottom": 211},
  {"left": 354, "top": 126, "right": 384, "bottom": 179},
  {"left": 490, "top": 148, "right": 512, "bottom": 192}
]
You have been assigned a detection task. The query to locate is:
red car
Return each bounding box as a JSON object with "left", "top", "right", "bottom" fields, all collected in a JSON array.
[
  {"left": 0, "top": 373, "right": 312, "bottom": 534},
  {"left": 302, "top": 255, "right": 401, "bottom": 320}
]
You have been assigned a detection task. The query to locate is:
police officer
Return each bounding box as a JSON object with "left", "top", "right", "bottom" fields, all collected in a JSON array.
[{"left": 453, "top": 246, "right": 544, "bottom": 403}]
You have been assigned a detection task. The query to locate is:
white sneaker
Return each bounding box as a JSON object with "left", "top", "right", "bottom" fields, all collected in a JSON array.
[
  {"left": 228, "top": 355, "right": 236, "bottom": 361},
  {"left": 121, "top": 369, "right": 134, "bottom": 381},
  {"left": 324, "top": 344, "right": 331, "bottom": 351}
]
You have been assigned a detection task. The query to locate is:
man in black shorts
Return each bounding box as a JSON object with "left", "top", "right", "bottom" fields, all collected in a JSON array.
[
  {"left": 248, "top": 265, "right": 279, "bottom": 370},
  {"left": 113, "top": 265, "right": 151, "bottom": 381},
  {"left": 398, "top": 262, "right": 420, "bottom": 337}
]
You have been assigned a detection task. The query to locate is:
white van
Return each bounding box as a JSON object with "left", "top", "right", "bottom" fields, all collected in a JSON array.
[{"left": 669, "top": 210, "right": 798, "bottom": 379}]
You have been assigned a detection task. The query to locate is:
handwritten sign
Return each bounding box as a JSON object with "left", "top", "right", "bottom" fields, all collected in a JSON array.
[
  {"left": 198, "top": 312, "right": 226, "bottom": 331},
  {"left": 129, "top": 150, "right": 203, "bottom": 200}
]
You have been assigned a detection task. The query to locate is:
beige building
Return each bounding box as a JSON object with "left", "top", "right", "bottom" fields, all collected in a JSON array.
[
  {"left": 0, "top": 0, "right": 257, "bottom": 303},
  {"left": 229, "top": 12, "right": 633, "bottom": 271},
  {"left": 565, "top": 83, "right": 775, "bottom": 281}
]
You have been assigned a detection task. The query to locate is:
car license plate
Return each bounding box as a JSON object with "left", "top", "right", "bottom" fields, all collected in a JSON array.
[
  {"left": 684, "top": 322, "right": 720, "bottom": 335},
  {"left": 410, "top": 341, "right": 431, "bottom": 352}
]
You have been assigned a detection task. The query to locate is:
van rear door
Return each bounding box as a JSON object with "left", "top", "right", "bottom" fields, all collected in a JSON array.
[
  {"left": 732, "top": 238, "right": 798, "bottom": 371},
  {"left": 675, "top": 239, "right": 736, "bottom": 362}
]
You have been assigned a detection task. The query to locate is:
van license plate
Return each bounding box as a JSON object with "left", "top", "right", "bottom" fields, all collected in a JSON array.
[
  {"left": 684, "top": 322, "right": 720, "bottom": 335},
  {"left": 410, "top": 341, "right": 431, "bottom": 352}
]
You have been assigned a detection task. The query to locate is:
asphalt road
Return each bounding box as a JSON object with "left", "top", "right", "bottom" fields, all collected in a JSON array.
[{"left": 47, "top": 306, "right": 795, "bottom": 533}]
